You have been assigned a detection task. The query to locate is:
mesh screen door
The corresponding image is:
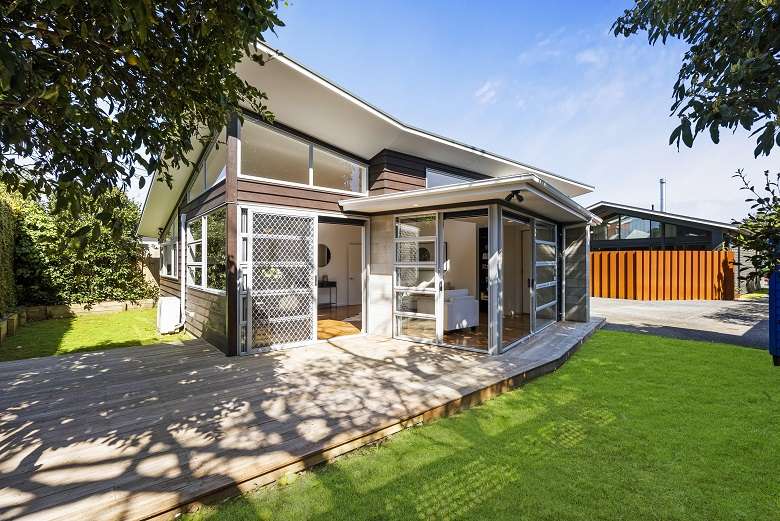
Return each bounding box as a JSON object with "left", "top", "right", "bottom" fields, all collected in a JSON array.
[{"left": 250, "top": 212, "right": 316, "bottom": 349}]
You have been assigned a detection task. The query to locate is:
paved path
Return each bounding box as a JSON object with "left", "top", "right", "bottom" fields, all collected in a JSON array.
[
  {"left": 592, "top": 297, "right": 768, "bottom": 348},
  {"left": 0, "top": 319, "right": 602, "bottom": 521}
]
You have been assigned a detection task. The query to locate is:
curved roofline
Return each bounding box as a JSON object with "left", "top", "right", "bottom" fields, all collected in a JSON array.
[{"left": 255, "top": 42, "right": 594, "bottom": 194}]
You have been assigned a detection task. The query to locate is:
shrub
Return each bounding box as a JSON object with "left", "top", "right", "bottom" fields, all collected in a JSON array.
[
  {"left": 0, "top": 190, "right": 16, "bottom": 315},
  {"left": 14, "top": 190, "right": 158, "bottom": 306}
]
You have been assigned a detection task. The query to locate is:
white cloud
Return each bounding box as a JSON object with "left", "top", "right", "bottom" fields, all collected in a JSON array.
[
  {"left": 575, "top": 48, "right": 608, "bottom": 67},
  {"left": 474, "top": 80, "right": 500, "bottom": 105}
]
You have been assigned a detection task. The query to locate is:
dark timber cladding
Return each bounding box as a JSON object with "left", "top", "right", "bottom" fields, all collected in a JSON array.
[
  {"left": 368, "top": 149, "right": 490, "bottom": 195},
  {"left": 185, "top": 287, "right": 228, "bottom": 352},
  {"left": 237, "top": 177, "right": 360, "bottom": 212},
  {"left": 225, "top": 113, "right": 240, "bottom": 356},
  {"left": 181, "top": 179, "right": 226, "bottom": 219}
]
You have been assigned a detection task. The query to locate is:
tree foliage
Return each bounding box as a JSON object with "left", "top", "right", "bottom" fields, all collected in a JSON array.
[
  {"left": 613, "top": 0, "right": 780, "bottom": 157},
  {"left": 0, "top": 188, "right": 16, "bottom": 315},
  {"left": 14, "top": 190, "right": 158, "bottom": 305},
  {"left": 732, "top": 169, "right": 780, "bottom": 280},
  {"left": 0, "top": 0, "right": 283, "bottom": 235}
]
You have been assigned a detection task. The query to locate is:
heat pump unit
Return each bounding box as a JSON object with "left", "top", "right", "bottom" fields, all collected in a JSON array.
[{"left": 157, "top": 296, "right": 181, "bottom": 334}]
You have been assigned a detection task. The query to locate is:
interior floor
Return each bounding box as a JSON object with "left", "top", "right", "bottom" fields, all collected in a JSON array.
[
  {"left": 401, "top": 312, "right": 531, "bottom": 351},
  {"left": 317, "top": 304, "right": 362, "bottom": 340}
]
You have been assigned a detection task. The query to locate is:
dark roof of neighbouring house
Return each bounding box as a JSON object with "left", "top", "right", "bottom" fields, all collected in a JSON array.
[{"left": 587, "top": 201, "right": 739, "bottom": 232}]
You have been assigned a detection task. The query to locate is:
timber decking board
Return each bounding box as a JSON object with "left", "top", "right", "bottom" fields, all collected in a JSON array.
[{"left": 0, "top": 319, "right": 603, "bottom": 521}]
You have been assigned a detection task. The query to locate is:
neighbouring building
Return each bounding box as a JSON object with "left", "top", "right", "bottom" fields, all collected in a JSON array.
[{"left": 138, "top": 44, "right": 601, "bottom": 356}]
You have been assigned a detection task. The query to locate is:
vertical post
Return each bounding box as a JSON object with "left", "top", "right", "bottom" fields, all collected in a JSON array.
[
  {"left": 770, "top": 269, "right": 779, "bottom": 366},
  {"left": 488, "top": 205, "right": 501, "bottom": 355},
  {"left": 225, "top": 113, "right": 240, "bottom": 356}
]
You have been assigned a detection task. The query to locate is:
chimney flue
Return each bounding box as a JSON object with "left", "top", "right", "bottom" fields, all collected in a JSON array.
[{"left": 659, "top": 178, "right": 666, "bottom": 212}]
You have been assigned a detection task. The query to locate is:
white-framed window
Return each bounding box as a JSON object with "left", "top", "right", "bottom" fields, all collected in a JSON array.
[
  {"left": 160, "top": 214, "right": 178, "bottom": 279},
  {"left": 425, "top": 168, "right": 471, "bottom": 188},
  {"left": 240, "top": 118, "right": 368, "bottom": 195},
  {"left": 186, "top": 207, "right": 227, "bottom": 293}
]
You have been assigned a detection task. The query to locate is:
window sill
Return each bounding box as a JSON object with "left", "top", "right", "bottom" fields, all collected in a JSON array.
[{"left": 186, "top": 284, "right": 227, "bottom": 296}]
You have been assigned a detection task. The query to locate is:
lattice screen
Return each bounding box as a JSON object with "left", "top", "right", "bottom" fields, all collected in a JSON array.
[{"left": 251, "top": 213, "right": 316, "bottom": 349}]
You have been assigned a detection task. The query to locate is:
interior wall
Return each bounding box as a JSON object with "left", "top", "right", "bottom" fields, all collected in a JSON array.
[
  {"left": 317, "top": 223, "right": 362, "bottom": 307},
  {"left": 443, "top": 220, "right": 477, "bottom": 297}
]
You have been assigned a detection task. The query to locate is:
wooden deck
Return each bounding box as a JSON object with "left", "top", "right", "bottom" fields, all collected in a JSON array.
[{"left": 0, "top": 319, "right": 603, "bottom": 521}]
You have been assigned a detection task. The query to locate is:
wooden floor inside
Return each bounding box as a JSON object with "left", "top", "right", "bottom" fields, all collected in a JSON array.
[
  {"left": 317, "top": 305, "right": 361, "bottom": 340},
  {"left": 0, "top": 318, "right": 603, "bottom": 521},
  {"left": 441, "top": 312, "right": 531, "bottom": 350}
]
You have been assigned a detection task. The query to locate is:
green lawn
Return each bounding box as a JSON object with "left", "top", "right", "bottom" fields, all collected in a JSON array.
[
  {"left": 186, "top": 330, "right": 779, "bottom": 521},
  {"left": 740, "top": 288, "right": 769, "bottom": 300},
  {"left": 0, "top": 308, "right": 191, "bottom": 361}
]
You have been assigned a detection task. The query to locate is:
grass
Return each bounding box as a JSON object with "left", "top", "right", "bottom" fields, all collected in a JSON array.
[
  {"left": 0, "top": 307, "right": 191, "bottom": 362},
  {"left": 186, "top": 330, "right": 779, "bottom": 521},
  {"left": 739, "top": 288, "right": 769, "bottom": 300}
]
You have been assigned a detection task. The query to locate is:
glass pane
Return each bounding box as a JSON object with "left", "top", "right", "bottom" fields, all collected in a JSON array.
[
  {"left": 395, "top": 292, "right": 435, "bottom": 315},
  {"left": 535, "top": 222, "right": 555, "bottom": 242},
  {"left": 187, "top": 241, "right": 202, "bottom": 263},
  {"left": 188, "top": 165, "right": 205, "bottom": 201},
  {"left": 591, "top": 224, "right": 607, "bottom": 241},
  {"left": 535, "top": 242, "right": 556, "bottom": 263},
  {"left": 650, "top": 221, "right": 662, "bottom": 238},
  {"left": 427, "top": 169, "right": 468, "bottom": 188},
  {"left": 535, "top": 303, "right": 556, "bottom": 331},
  {"left": 396, "top": 241, "right": 435, "bottom": 263},
  {"left": 665, "top": 223, "right": 677, "bottom": 237},
  {"left": 205, "top": 129, "right": 228, "bottom": 188},
  {"left": 536, "top": 264, "right": 556, "bottom": 285},
  {"left": 206, "top": 208, "right": 227, "bottom": 291},
  {"left": 606, "top": 217, "right": 620, "bottom": 240},
  {"left": 241, "top": 120, "right": 309, "bottom": 185},
  {"left": 620, "top": 216, "right": 651, "bottom": 239},
  {"left": 187, "top": 266, "right": 202, "bottom": 286},
  {"left": 240, "top": 208, "right": 248, "bottom": 234},
  {"left": 313, "top": 147, "right": 365, "bottom": 192},
  {"left": 536, "top": 285, "right": 556, "bottom": 308},
  {"left": 188, "top": 219, "right": 202, "bottom": 241},
  {"left": 396, "top": 316, "right": 436, "bottom": 340},
  {"left": 396, "top": 267, "right": 435, "bottom": 290},
  {"left": 396, "top": 216, "right": 436, "bottom": 238},
  {"left": 241, "top": 237, "right": 248, "bottom": 262}
]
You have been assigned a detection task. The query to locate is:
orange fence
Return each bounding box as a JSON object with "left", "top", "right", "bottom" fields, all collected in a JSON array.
[{"left": 590, "top": 250, "right": 735, "bottom": 301}]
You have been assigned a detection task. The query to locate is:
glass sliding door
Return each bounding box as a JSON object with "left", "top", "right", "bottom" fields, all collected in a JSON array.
[
  {"left": 393, "top": 215, "right": 438, "bottom": 341},
  {"left": 534, "top": 221, "right": 558, "bottom": 331},
  {"left": 501, "top": 212, "right": 532, "bottom": 349}
]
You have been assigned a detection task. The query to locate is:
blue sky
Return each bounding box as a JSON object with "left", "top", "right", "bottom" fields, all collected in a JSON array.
[{"left": 136, "top": 1, "right": 777, "bottom": 221}]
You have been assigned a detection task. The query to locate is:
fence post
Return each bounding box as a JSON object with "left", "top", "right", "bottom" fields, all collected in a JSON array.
[{"left": 771, "top": 269, "right": 779, "bottom": 366}]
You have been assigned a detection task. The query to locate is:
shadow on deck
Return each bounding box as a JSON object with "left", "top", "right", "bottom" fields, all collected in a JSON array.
[{"left": 0, "top": 318, "right": 603, "bottom": 521}]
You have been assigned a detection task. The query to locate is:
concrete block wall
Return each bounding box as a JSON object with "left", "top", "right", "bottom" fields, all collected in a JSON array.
[{"left": 367, "top": 215, "right": 394, "bottom": 337}]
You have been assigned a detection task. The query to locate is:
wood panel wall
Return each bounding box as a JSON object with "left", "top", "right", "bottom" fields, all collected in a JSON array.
[
  {"left": 186, "top": 287, "right": 228, "bottom": 353},
  {"left": 590, "top": 250, "right": 735, "bottom": 300},
  {"left": 368, "top": 149, "right": 487, "bottom": 195},
  {"left": 237, "top": 178, "right": 360, "bottom": 212}
]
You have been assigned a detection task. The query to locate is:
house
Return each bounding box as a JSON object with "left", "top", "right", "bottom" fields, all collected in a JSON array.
[
  {"left": 138, "top": 45, "right": 601, "bottom": 356},
  {"left": 587, "top": 201, "right": 757, "bottom": 297},
  {"left": 587, "top": 201, "right": 739, "bottom": 252}
]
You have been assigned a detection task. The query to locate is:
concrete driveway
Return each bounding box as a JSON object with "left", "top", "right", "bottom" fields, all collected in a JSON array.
[{"left": 591, "top": 297, "right": 769, "bottom": 348}]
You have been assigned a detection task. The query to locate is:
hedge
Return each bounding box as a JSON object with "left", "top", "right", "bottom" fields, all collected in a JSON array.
[
  {"left": 0, "top": 190, "right": 16, "bottom": 316},
  {"left": 3, "top": 188, "right": 157, "bottom": 310}
]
